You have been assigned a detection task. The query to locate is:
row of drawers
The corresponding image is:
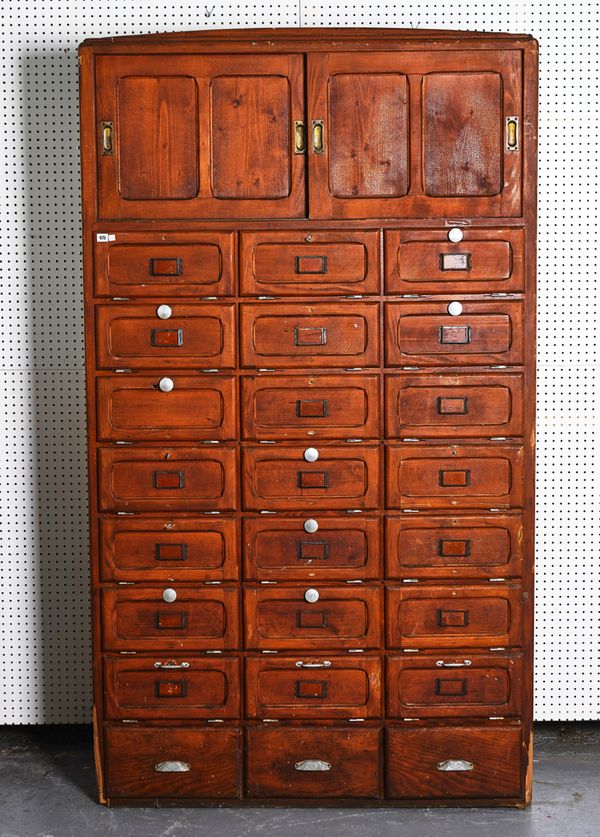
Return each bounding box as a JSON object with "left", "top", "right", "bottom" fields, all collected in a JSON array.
[
  {"left": 96, "top": 443, "right": 525, "bottom": 512},
  {"left": 103, "top": 652, "right": 523, "bottom": 720},
  {"left": 94, "top": 228, "right": 525, "bottom": 297},
  {"left": 97, "top": 371, "right": 525, "bottom": 441},
  {"left": 95, "top": 300, "right": 525, "bottom": 369},
  {"left": 102, "top": 583, "right": 524, "bottom": 651},
  {"left": 100, "top": 513, "right": 524, "bottom": 582},
  {"left": 104, "top": 724, "right": 524, "bottom": 801}
]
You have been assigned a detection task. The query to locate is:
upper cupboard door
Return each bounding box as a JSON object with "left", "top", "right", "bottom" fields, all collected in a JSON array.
[
  {"left": 308, "top": 51, "right": 522, "bottom": 219},
  {"left": 95, "top": 54, "right": 305, "bottom": 220}
]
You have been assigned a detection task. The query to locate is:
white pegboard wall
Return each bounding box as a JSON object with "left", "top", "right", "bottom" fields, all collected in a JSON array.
[{"left": 0, "top": 1, "right": 598, "bottom": 722}]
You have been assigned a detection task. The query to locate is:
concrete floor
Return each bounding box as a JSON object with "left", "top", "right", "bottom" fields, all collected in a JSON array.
[{"left": 0, "top": 723, "right": 598, "bottom": 837}]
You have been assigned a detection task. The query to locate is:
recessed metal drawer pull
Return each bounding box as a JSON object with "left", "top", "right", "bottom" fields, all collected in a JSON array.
[
  {"left": 153, "top": 661, "right": 190, "bottom": 670},
  {"left": 295, "top": 759, "right": 331, "bottom": 772},
  {"left": 436, "top": 659, "right": 472, "bottom": 668},
  {"left": 295, "top": 660, "right": 332, "bottom": 669},
  {"left": 436, "top": 759, "right": 474, "bottom": 772},
  {"left": 154, "top": 761, "right": 190, "bottom": 773}
]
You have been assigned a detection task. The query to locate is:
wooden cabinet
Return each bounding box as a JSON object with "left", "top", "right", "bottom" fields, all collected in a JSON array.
[{"left": 81, "top": 27, "right": 537, "bottom": 807}]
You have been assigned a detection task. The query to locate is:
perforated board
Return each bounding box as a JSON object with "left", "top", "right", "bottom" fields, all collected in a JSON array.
[{"left": 0, "top": 1, "right": 597, "bottom": 722}]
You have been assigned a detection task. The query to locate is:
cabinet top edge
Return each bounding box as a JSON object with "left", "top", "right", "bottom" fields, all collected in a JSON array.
[{"left": 79, "top": 26, "right": 537, "bottom": 52}]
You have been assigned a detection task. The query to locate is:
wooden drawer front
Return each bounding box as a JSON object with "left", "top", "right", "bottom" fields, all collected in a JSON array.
[
  {"left": 387, "top": 653, "right": 522, "bottom": 718},
  {"left": 104, "top": 725, "right": 241, "bottom": 799},
  {"left": 96, "top": 375, "right": 236, "bottom": 441},
  {"left": 98, "top": 446, "right": 237, "bottom": 512},
  {"left": 93, "top": 232, "right": 236, "bottom": 297},
  {"left": 243, "top": 516, "right": 381, "bottom": 581},
  {"left": 246, "top": 727, "right": 381, "bottom": 798},
  {"left": 240, "top": 303, "right": 379, "bottom": 368},
  {"left": 246, "top": 655, "right": 382, "bottom": 720},
  {"left": 243, "top": 445, "right": 380, "bottom": 511},
  {"left": 242, "top": 374, "right": 379, "bottom": 440},
  {"left": 99, "top": 517, "right": 239, "bottom": 582},
  {"left": 385, "top": 228, "right": 524, "bottom": 294},
  {"left": 385, "top": 514, "right": 523, "bottom": 580},
  {"left": 386, "top": 583, "right": 522, "bottom": 649},
  {"left": 386, "top": 726, "right": 522, "bottom": 799},
  {"left": 104, "top": 655, "right": 241, "bottom": 720},
  {"left": 95, "top": 304, "right": 235, "bottom": 369},
  {"left": 386, "top": 373, "right": 524, "bottom": 439},
  {"left": 240, "top": 230, "right": 380, "bottom": 295},
  {"left": 385, "top": 300, "right": 524, "bottom": 367},
  {"left": 245, "top": 585, "right": 383, "bottom": 651},
  {"left": 386, "top": 443, "right": 524, "bottom": 510},
  {"left": 102, "top": 587, "right": 239, "bottom": 651}
]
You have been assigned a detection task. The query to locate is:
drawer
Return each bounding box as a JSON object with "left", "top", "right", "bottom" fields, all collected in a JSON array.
[
  {"left": 385, "top": 372, "right": 524, "bottom": 439},
  {"left": 385, "top": 513, "right": 523, "bottom": 580},
  {"left": 386, "top": 443, "right": 524, "bottom": 510},
  {"left": 242, "top": 374, "right": 380, "bottom": 440},
  {"left": 240, "top": 230, "right": 380, "bottom": 295},
  {"left": 245, "top": 584, "right": 383, "bottom": 651},
  {"left": 386, "top": 583, "right": 522, "bottom": 649},
  {"left": 104, "top": 725, "right": 241, "bottom": 799},
  {"left": 99, "top": 516, "right": 239, "bottom": 582},
  {"left": 95, "top": 303, "right": 235, "bottom": 369},
  {"left": 243, "top": 444, "right": 380, "bottom": 511},
  {"left": 98, "top": 446, "right": 237, "bottom": 512},
  {"left": 96, "top": 375, "right": 237, "bottom": 441},
  {"left": 246, "top": 726, "right": 381, "bottom": 798},
  {"left": 246, "top": 655, "right": 382, "bottom": 719},
  {"left": 386, "top": 652, "right": 523, "bottom": 718},
  {"left": 386, "top": 725, "right": 522, "bottom": 799},
  {"left": 240, "top": 303, "right": 379, "bottom": 368},
  {"left": 93, "top": 231, "right": 236, "bottom": 298},
  {"left": 104, "top": 655, "right": 241, "bottom": 720},
  {"left": 243, "top": 515, "right": 381, "bottom": 581},
  {"left": 102, "top": 586, "right": 240, "bottom": 651},
  {"left": 385, "top": 300, "right": 524, "bottom": 367},
  {"left": 385, "top": 228, "right": 524, "bottom": 295}
]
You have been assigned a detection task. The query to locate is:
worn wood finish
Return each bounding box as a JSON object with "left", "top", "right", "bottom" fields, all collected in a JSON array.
[{"left": 80, "top": 26, "right": 537, "bottom": 807}]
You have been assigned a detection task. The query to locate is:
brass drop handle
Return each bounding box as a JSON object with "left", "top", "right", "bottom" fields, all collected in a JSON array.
[
  {"left": 294, "top": 120, "right": 306, "bottom": 154},
  {"left": 101, "top": 121, "right": 113, "bottom": 156},
  {"left": 312, "top": 120, "right": 325, "bottom": 154}
]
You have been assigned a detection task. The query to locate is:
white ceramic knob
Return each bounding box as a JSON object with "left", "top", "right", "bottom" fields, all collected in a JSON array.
[
  {"left": 159, "top": 377, "right": 174, "bottom": 392},
  {"left": 156, "top": 304, "right": 173, "bottom": 320},
  {"left": 304, "top": 518, "right": 319, "bottom": 534},
  {"left": 448, "top": 227, "right": 464, "bottom": 243},
  {"left": 162, "top": 588, "right": 177, "bottom": 603},
  {"left": 447, "top": 301, "right": 463, "bottom": 317},
  {"left": 304, "top": 588, "right": 320, "bottom": 603},
  {"left": 304, "top": 447, "right": 319, "bottom": 462}
]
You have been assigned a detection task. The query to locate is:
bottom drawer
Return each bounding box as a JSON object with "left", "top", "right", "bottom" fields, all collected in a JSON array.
[
  {"left": 246, "top": 726, "right": 381, "bottom": 798},
  {"left": 104, "top": 725, "right": 241, "bottom": 799},
  {"left": 386, "top": 725, "right": 523, "bottom": 799}
]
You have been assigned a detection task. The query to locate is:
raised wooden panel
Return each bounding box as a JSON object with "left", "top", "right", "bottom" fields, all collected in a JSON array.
[
  {"left": 243, "top": 515, "right": 381, "bottom": 581},
  {"left": 423, "top": 72, "right": 503, "bottom": 197},
  {"left": 386, "top": 583, "right": 523, "bottom": 649},
  {"left": 246, "top": 655, "right": 382, "bottom": 719},
  {"left": 98, "top": 446, "right": 237, "bottom": 512},
  {"left": 244, "top": 585, "right": 383, "bottom": 651},
  {"left": 387, "top": 653, "right": 522, "bottom": 719},
  {"left": 385, "top": 372, "right": 524, "bottom": 439},
  {"left": 104, "top": 655, "right": 241, "bottom": 720},
  {"left": 385, "top": 228, "right": 525, "bottom": 295},
  {"left": 240, "top": 230, "right": 380, "bottom": 296},
  {"left": 96, "top": 375, "right": 236, "bottom": 441},
  {"left": 385, "top": 513, "right": 523, "bottom": 580},
  {"left": 102, "top": 586, "right": 240, "bottom": 652},
  {"left": 240, "top": 303, "right": 379, "bottom": 368},
  {"left": 99, "top": 516, "right": 239, "bottom": 582},
  {"left": 386, "top": 443, "right": 524, "bottom": 510},
  {"left": 93, "top": 232, "right": 236, "bottom": 298},
  {"left": 242, "top": 374, "right": 379, "bottom": 440},
  {"left": 95, "top": 303, "right": 235, "bottom": 370}
]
